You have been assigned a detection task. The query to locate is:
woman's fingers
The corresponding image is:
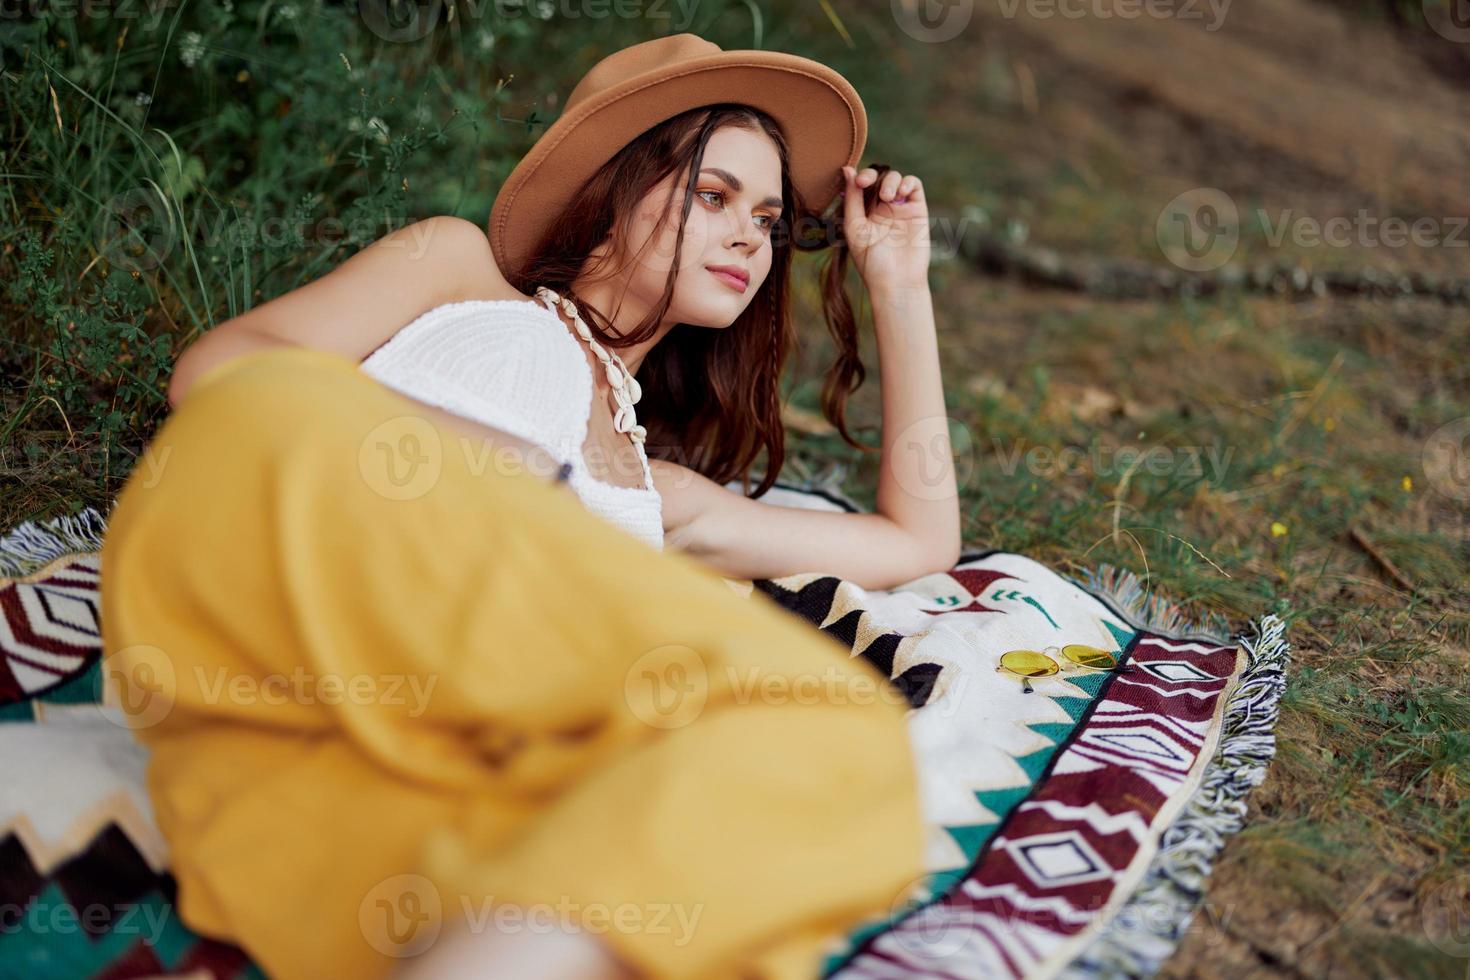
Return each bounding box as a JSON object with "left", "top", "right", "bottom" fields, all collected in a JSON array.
[
  {"left": 849, "top": 166, "right": 924, "bottom": 205},
  {"left": 842, "top": 165, "right": 871, "bottom": 240},
  {"left": 879, "top": 169, "right": 904, "bottom": 202},
  {"left": 843, "top": 164, "right": 926, "bottom": 240}
]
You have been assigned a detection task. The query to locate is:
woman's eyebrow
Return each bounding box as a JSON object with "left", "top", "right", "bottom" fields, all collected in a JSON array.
[{"left": 700, "top": 168, "right": 783, "bottom": 211}]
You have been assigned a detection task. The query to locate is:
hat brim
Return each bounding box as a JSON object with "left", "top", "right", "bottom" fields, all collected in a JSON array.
[{"left": 489, "top": 50, "right": 866, "bottom": 285}]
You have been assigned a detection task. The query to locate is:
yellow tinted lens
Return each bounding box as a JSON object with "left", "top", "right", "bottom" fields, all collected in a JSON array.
[
  {"left": 1062, "top": 644, "right": 1117, "bottom": 669},
  {"left": 1000, "top": 651, "right": 1058, "bottom": 677}
]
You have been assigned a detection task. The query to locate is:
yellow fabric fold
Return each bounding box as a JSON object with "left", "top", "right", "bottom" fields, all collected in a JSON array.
[{"left": 100, "top": 345, "right": 923, "bottom": 980}]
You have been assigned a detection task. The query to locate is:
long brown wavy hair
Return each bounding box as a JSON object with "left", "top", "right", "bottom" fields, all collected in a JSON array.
[{"left": 508, "top": 102, "right": 886, "bottom": 499}]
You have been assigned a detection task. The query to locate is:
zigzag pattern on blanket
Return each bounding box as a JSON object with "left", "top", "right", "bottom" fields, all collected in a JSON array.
[{"left": 754, "top": 575, "right": 946, "bottom": 708}]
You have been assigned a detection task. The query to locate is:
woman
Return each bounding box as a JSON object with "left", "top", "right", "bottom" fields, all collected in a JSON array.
[
  {"left": 164, "top": 37, "right": 960, "bottom": 590},
  {"left": 101, "top": 34, "right": 953, "bottom": 980}
]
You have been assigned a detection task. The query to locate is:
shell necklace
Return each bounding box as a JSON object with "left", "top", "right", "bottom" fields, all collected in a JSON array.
[{"left": 534, "top": 286, "right": 646, "bottom": 446}]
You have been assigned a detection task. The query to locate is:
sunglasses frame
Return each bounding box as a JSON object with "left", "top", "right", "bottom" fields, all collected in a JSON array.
[{"left": 994, "top": 644, "right": 1127, "bottom": 694}]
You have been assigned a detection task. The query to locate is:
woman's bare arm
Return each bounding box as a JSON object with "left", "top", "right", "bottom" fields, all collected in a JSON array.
[
  {"left": 167, "top": 215, "right": 518, "bottom": 407},
  {"left": 653, "top": 285, "right": 962, "bottom": 592},
  {"left": 656, "top": 163, "right": 962, "bottom": 591}
]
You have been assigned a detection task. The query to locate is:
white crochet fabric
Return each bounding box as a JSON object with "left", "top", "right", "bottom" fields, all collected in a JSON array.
[{"left": 358, "top": 297, "right": 664, "bottom": 550}]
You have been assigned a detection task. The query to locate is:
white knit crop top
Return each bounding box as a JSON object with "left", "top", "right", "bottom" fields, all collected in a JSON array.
[{"left": 357, "top": 295, "right": 665, "bottom": 551}]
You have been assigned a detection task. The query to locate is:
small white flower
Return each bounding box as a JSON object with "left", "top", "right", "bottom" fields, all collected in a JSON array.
[
  {"left": 276, "top": 3, "right": 298, "bottom": 19},
  {"left": 179, "top": 31, "right": 204, "bottom": 69},
  {"left": 367, "top": 116, "right": 390, "bottom": 143},
  {"left": 134, "top": 92, "right": 152, "bottom": 107},
  {"left": 477, "top": 30, "right": 495, "bottom": 51}
]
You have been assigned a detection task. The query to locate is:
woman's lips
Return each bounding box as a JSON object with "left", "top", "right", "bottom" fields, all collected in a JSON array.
[{"left": 707, "top": 267, "right": 748, "bottom": 293}]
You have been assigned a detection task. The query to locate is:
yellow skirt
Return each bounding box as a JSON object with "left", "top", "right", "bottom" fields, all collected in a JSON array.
[{"left": 99, "top": 346, "right": 924, "bottom": 980}]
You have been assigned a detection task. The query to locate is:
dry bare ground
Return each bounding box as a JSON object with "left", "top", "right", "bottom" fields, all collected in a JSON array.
[{"left": 795, "top": 3, "right": 1470, "bottom": 976}]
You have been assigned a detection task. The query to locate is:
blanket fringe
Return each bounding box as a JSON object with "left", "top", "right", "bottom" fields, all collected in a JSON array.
[
  {"left": 1069, "top": 562, "right": 1236, "bottom": 643},
  {"left": 0, "top": 505, "right": 111, "bottom": 579},
  {"left": 1056, "top": 608, "right": 1292, "bottom": 978}
]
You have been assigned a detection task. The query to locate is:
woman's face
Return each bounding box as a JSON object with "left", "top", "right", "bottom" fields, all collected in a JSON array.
[{"left": 612, "top": 124, "right": 783, "bottom": 329}]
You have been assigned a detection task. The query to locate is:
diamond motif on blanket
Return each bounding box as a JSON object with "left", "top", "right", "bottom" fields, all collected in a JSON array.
[
  {"left": 28, "top": 585, "right": 101, "bottom": 637},
  {"left": 1093, "top": 731, "right": 1188, "bottom": 762},
  {"left": 1137, "top": 660, "right": 1217, "bottom": 683},
  {"left": 1013, "top": 831, "right": 1114, "bottom": 887},
  {"left": 3, "top": 582, "right": 102, "bottom": 695}
]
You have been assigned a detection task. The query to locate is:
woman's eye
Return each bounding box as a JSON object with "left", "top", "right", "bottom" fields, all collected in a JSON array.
[{"left": 698, "top": 189, "right": 776, "bottom": 231}]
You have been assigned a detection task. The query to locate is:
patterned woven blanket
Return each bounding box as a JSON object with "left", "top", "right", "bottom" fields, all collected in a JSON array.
[
  {"left": 723, "top": 485, "right": 1290, "bottom": 979},
  {"left": 0, "top": 485, "right": 1289, "bottom": 979}
]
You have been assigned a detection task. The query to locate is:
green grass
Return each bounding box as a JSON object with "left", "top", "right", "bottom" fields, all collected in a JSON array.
[{"left": 789, "top": 282, "right": 1470, "bottom": 973}]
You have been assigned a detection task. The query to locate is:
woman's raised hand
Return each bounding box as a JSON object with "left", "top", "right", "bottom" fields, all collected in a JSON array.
[{"left": 840, "top": 164, "right": 930, "bottom": 293}]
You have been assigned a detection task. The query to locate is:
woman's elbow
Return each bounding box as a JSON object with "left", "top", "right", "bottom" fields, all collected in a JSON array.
[
  {"left": 856, "top": 536, "right": 959, "bottom": 592},
  {"left": 166, "top": 343, "right": 216, "bottom": 410},
  {"left": 165, "top": 349, "right": 196, "bottom": 409},
  {"left": 912, "top": 531, "right": 961, "bottom": 582},
  {"left": 933, "top": 538, "right": 961, "bottom": 573},
  {"left": 166, "top": 329, "right": 293, "bottom": 409}
]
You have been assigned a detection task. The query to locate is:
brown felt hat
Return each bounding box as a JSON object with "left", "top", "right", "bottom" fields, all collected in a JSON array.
[{"left": 488, "top": 32, "right": 867, "bottom": 284}]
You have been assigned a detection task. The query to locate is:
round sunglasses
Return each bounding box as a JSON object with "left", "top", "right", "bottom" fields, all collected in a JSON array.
[{"left": 995, "top": 644, "right": 1134, "bottom": 694}]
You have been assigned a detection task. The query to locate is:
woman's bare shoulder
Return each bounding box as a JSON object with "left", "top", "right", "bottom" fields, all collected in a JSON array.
[
  {"left": 378, "top": 215, "right": 530, "bottom": 304},
  {"left": 171, "top": 215, "right": 529, "bottom": 383}
]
